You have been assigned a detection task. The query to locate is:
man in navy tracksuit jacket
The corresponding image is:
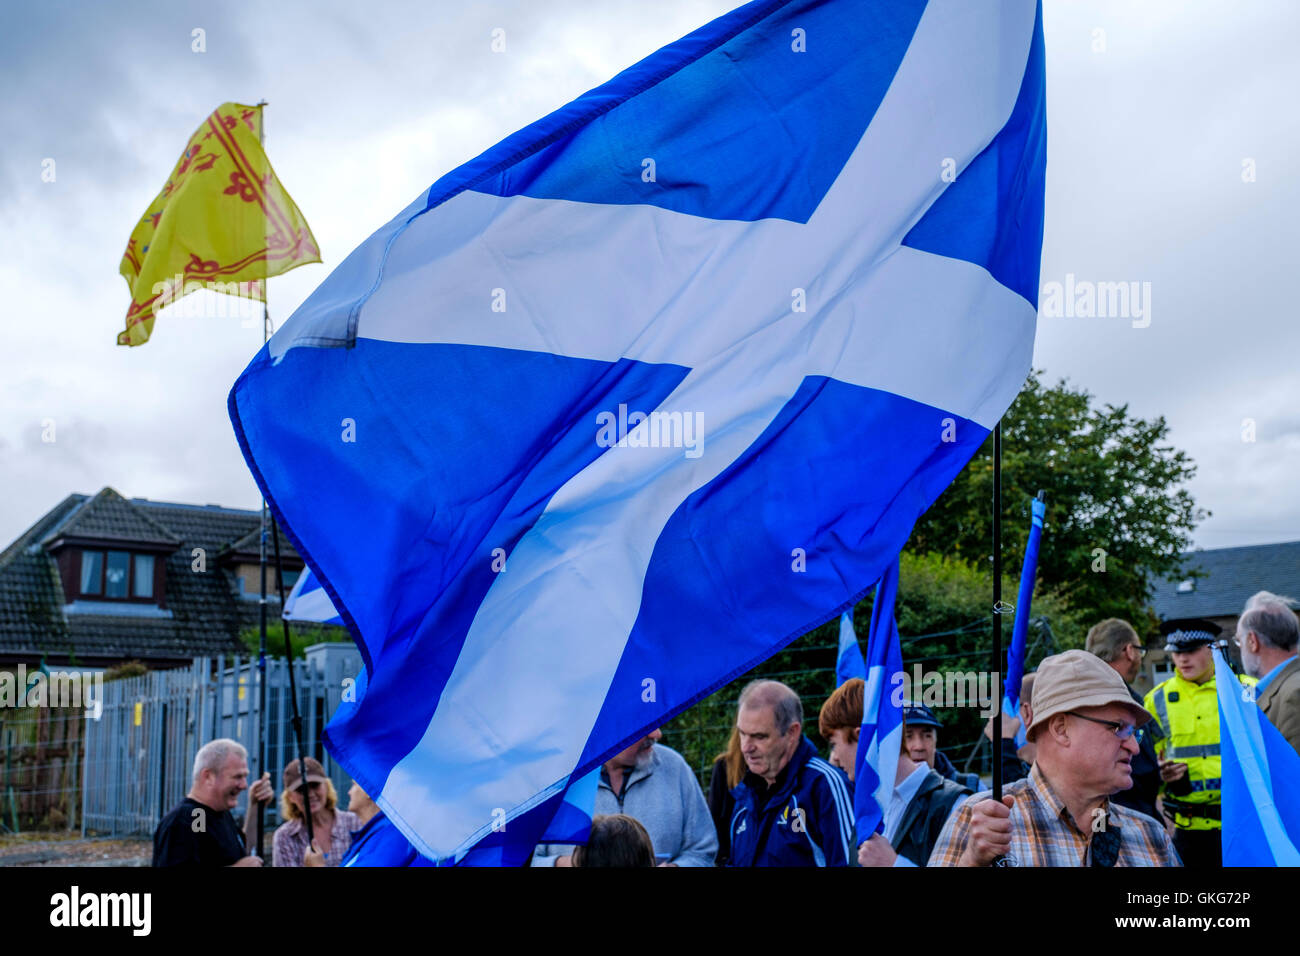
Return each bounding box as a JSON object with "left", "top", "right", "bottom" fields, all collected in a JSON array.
[{"left": 727, "top": 680, "right": 855, "bottom": 867}]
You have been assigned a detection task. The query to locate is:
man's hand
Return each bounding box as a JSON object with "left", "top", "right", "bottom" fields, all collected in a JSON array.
[
  {"left": 304, "top": 842, "right": 326, "bottom": 867},
  {"left": 1159, "top": 759, "right": 1188, "bottom": 783},
  {"left": 857, "top": 833, "right": 898, "bottom": 868},
  {"left": 957, "top": 796, "right": 1015, "bottom": 867},
  {"left": 230, "top": 855, "right": 264, "bottom": 867},
  {"left": 983, "top": 713, "right": 1021, "bottom": 741},
  {"left": 554, "top": 855, "right": 574, "bottom": 867},
  {"left": 248, "top": 772, "right": 273, "bottom": 806}
]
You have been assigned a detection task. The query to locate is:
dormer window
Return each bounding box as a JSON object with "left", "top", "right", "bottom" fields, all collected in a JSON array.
[{"left": 77, "top": 549, "right": 156, "bottom": 601}]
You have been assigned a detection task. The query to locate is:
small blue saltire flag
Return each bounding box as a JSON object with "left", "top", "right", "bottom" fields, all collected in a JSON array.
[
  {"left": 229, "top": 0, "right": 1046, "bottom": 860},
  {"left": 1002, "top": 494, "right": 1046, "bottom": 748},
  {"left": 282, "top": 565, "right": 342, "bottom": 625},
  {"left": 1215, "top": 648, "right": 1300, "bottom": 866},
  {"left": 836, "top": 611, "right": 867, "bottom": 687},
  {"left": 853, "top": 558, "right": 905, "bottom": 839}
]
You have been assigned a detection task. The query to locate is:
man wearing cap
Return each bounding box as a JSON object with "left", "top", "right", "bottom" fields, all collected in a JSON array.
[
  {"left": 902, "top": 702, "right": 981, "bottom": 792},
  {"left": 1145, "top": 618, "right": 1248, "bottom": 868},
  {"left": 928, "top": 650, "right": 1180, "bottom": 867}
]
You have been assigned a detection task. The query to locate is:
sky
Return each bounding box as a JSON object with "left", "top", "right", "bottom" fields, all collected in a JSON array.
[{"left": 2, "top": 0, "right": 1297, "bottom": 556}]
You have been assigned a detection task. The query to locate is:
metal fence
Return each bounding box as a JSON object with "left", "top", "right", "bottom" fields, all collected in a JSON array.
[{"left": 80, "top": 644, "right": 361, "bottom": 837}]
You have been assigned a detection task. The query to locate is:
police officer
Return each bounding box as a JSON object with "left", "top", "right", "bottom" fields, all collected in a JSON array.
[{"left": 1143, "top": 618, "right": 1251, "bottom": 867}]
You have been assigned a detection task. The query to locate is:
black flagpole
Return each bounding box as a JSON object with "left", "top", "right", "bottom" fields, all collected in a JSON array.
[
  {"left": 991, "top": 422, "right": 1004, "bottom": 805},
  {"left": 272, "top": 516, "right": 315, "bottom": 851}
]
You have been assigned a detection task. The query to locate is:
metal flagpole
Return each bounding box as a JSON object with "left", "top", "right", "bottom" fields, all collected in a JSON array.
[
  {"left": 255, "top": 98, "right": 271, "bottom": 860},
  {"left": 271, "top": 517, "right": 315, "bottom": 851}
]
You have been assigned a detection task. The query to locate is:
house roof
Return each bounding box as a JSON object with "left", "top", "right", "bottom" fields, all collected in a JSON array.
[
  {"left": 44, "top": 488, "right": 180, "bottom": 547},
  {"left": 1151, "top": 540, "right": 1300, "bottom": 621},
  {"left": 0, "top": 489, "right": 314, "bottom": 665}
]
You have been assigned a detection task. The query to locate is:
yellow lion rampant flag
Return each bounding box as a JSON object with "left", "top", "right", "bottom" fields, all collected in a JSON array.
[{"left": 117, "top": 102, "right": 319, "bottom": 346}]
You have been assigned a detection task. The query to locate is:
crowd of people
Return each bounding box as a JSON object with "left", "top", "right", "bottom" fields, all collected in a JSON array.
[{"left": 152, "top": 590, "right": 1300, "bottom": 867}]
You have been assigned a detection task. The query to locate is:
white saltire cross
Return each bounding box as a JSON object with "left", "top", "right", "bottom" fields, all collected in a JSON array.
[{"left": 281, "top": 0, "right": 1039, "bottom": 855}]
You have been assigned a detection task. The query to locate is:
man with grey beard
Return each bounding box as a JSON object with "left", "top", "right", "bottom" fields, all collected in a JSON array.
[{"left": 532, "top": 728, "right": 717, "bottom": 867}]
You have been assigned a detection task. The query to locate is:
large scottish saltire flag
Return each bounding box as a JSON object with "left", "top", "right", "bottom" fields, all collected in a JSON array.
[
  {"left": 1215, "top": 649, "right": 1300, "bottom": 866},
  {"left": 229, "top": 0, "right": 1046, "bottom": 860},
  {"left": 853, "top": 558, "right": 905, "bottom": 838}
]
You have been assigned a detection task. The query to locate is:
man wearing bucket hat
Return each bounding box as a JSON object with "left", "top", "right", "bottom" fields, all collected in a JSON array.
[
  {"left": 1144, "top": 618, "right": 1252, "bottom": 868},
  {"left": 927, "top": 650, "right": 1180, "bottom": 866}
]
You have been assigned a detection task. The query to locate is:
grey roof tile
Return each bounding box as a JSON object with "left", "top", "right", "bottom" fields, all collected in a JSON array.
[
  {"left": 0, "top": 489, "right": 339, "bottom": 664},
  {"left": 1151, "top": 540, "right": 1300, "bottom": 620}
]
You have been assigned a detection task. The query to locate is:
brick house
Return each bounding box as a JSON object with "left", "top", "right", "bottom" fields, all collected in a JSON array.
[{"left": 0, "top": 488, "right": 312, "bottom": 668}]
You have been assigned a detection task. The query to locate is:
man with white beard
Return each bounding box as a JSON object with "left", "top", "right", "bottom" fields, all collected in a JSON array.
[{"left": 532, "top": 728, "right": 717, "bottom": 867}]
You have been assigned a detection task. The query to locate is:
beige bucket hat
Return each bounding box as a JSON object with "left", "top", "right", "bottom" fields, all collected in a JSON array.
[{"left": 1026, "top": 649, "right": 1151, "bottom": 740}]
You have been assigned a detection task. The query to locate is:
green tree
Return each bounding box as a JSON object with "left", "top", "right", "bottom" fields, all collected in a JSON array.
[
  {"left": 908, "top": 372, "right": 1205, "bottom": 631},
  {"left": 237, "top": 622, "right": 350, "bottom": 661}
]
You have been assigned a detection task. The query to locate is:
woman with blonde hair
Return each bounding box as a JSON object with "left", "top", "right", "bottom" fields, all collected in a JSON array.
[
  {"left": 272, "top": 756, "right": 359, "bottom": 867},
  {"left": 706, "top": 726, "right": 745, "bottom": 866}
]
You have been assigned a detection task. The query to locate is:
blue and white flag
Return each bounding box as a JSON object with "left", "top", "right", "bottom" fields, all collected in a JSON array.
[
  {"left": 229, "top": 0, "right": 1046, "bottom": 860},
  {"left": 282, "top": 565, "right": 342, "bottom": 625},
  {"left": 853, "top": 558, "right": 905, "bottom": 839},
  {"left": 1215, "top": 649, "right": 1300, "bottom": 866},
  {"left": 1002, "top": 495, "right": 1046, "bottom": 748},
  {"left": 836, "top": 611, "right": 867, "bottom": 688}
]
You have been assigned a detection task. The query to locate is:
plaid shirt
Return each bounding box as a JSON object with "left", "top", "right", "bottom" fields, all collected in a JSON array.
[
  {"left": 927, "top": 764, "right": 1181, "bottom": 867},
  {"left": 272, "top": 810, "right": 359, "bottom": 867}
]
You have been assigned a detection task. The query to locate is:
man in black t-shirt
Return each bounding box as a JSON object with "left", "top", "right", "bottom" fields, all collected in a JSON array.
[{"left": 153, "top": 738, "right": 273, "bottom": 867}]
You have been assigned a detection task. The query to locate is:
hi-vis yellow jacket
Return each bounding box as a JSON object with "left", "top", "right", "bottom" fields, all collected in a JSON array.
[{"left": 1144, "top": 670, "right": 1256, "bottom": 831}]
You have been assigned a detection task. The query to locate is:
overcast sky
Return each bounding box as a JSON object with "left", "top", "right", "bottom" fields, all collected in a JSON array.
[{"left": 2, "top": 0, "right": 1296, "bottom": 556}]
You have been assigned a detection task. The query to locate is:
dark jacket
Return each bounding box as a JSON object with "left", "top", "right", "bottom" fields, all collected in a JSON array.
[
  {"left": 933, "top": 749, "right": 981, "bottom": 792},
  {"left": 893, "top": 768, "right": 969, "bottom": 867},
  {"left": 727, "top": 736, "right": 854, "bottom": 867},
  {"left": 1112, "top": 686, "right": 1162, "bottom": 823},
  {"left": 998, "top": 738, "right": 1031, "bottom": 784},
  {"left": 707, "top": 756, "right": 734, "bottom": 866}
]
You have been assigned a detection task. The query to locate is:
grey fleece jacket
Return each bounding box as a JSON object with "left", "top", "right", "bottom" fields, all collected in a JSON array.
[{"left": 532, "top": 744, "right": 718, "bottom": 867}]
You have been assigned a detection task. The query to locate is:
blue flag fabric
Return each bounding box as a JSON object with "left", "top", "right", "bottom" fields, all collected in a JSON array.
[
  {"left": 853, "top": 558, "right": 905, "bottom": 840},
  {"left": 1215, "top": 649, "right": 1300, "bottom": 866},
  {"left": 229, "top": 0, "right": 1046, "bottom": 860},
  {"left": 1003, "top": 495, "right": 1046, "bottom": 747},
  {"left": 836, "top": 611, "right": 867, "bottom": 687},
  {"left": 342, "top": 813, "right": 436, "bottom": 867}
]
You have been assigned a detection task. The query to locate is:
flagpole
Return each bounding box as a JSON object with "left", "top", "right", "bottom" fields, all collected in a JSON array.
[
  {"left": 272, "top": 516, "right": 315, "bottom": 853},
  {"left": 991, "top": 421, "right": 1004, "bottom": 806},
  {"left": 255, "top": 98, "right": 271, "bottom": 860}
]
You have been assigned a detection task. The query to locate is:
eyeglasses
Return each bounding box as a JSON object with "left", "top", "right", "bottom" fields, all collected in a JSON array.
[
  {"left": 1129, "top": 643, "right": 1148, "bottom": 658},
  {"left": 1064, "top": 711, "right": 1137, "bottom": 740}
]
